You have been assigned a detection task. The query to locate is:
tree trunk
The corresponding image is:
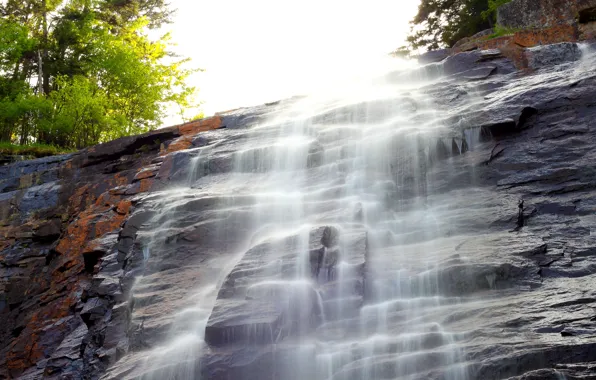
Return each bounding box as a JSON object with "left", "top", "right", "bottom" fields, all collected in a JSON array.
[
  {"left": 37, "top": 50, "right": 44, "bottom": 95},
  {"left": 42, "top": 0, "right": 50, "bottom": 96}
]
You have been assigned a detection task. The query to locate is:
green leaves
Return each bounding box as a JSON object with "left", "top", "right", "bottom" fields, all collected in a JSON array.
[
  {"left": 46, "top": 76, "right": 111, "bottom": 146},
  {"left": 408, "top": 0, "right": 496, "bottom": 51},
  {"left": 482, "top": 0, "right": 512, "bottom": 21},
  {"left": 0, "top": 19, "right": 36, "bottom": 68},
  {"left": 0, "top": 0, "right": 197, "bottom": 149}
]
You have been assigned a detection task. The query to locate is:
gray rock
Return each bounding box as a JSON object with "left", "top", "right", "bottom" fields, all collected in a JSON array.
[
  {"left": 48, "top": 322, "right": 88, "bottom": 361},
  {"left": 71, "top": 126, "right": 179, "bottom": 168},
  {"left": 462, "top": 65, "right": 497, "bottom": 80},
  {"left": 321, "top": 226, "right": 340, "bottom": 248},
  {"left": 19, "top": 181, "right": 61, "bottom": 214},
  {"left": 93, "top": 274, "right": 121, "bottom": 297},
  {"left": 441, "top": 50, "right": 516, "bottom": 78},
  {"left": 418, "top": 49, "right": 452, "bottom": 64},
  {"left": 525, "top": 42, "right": 582, "bottom": 70},
  {"left": 496, "top": 0, "right": 594, "bottom": 29},
  {"left": 33, "top": 219, "right": 61, "bottom": 241},
  {"left": 45, "top": 322, "right": 88, "bottom": 379},
  {"left": 14, "top": 40, "right": 595, "bottom": 380},
  {"left": 102, "top": 302, "right": 130, "bottom": 351},
  {"left": 81, "top": 298, "right": 109, "bottom": 321},
  {"left": 204, "top": 299, "right": 287, "bottom": 346}
]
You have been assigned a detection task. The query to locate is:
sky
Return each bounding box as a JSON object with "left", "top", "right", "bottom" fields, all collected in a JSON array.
[{"left": 162, "top": 0, "right": 421, "bottom": 122}]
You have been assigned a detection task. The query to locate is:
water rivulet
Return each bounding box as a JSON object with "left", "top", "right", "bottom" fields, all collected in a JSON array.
[{"left": 105, "top": 45, "right": 596, "bottom": 380}]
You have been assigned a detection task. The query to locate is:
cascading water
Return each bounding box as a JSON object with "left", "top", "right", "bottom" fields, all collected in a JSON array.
[
  {"left": 104, "top": 46, "right": 596, "bottom": 380},
  {"left": 123, "top": 57, "right": 480, "bottom": 380}
]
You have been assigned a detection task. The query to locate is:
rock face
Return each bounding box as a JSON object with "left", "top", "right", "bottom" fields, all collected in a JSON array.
[
  {"left": 0, "top": 118, "right": 228, "bottom": 378},
  {"left": 448, "top": 0, "right": 596, "bottom": 68},
  {"left": 498, "top": 0, "right": 596, "bottom": 29},
  {"left": 2, "top": 44, "right": 596, "bottom": 380},
  {"left": 525, "top": 42, "right": 583, "bottom": 69},
  {"left": 418, "top": 49, "right": 452, "bottom": 64}
]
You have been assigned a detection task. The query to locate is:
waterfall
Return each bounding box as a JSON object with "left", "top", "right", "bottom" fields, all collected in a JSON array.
[
  {"left": 122, "top": 57, "right": 474, "bottom": 380},
  {"left": 101, "top": 47, "right": 596, "bottom": 380}
]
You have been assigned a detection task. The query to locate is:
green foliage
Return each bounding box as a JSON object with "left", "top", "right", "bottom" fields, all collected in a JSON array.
[
  {"left": 482, "top": 0, "right": 513, "bottom": 22},
  {"left": 0, "top": 19, "right": 36, "bottom": 67},
  {"left": 408, "top": 0, "right": 512, "bottom": 51},
  {"left": 389, "top": 46, "right": 411, "bottom": 59},
  {"left": 0, "top": 0, "right": 198, "bottom": 151},
  {"left": 190, "top": 112, "right": 206, "bottom": 122},
  {"left": 486, "top": 24, "right": 518, "bottom": 39},
  {"left": 0, "top": 142, "right": 75, "bottom": 157}
]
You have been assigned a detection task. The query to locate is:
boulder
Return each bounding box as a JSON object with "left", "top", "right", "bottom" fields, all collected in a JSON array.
[
  {"left": 497, "top": 0, "right": 596, "bottom": 29},
  {"left": 441, "top": 50, "right": 516, "bottom": 78},
  {"left": 72, "top": 126, "right": 179, "bottom": 168},
  {"left": 525, "top": 42, "right": 582, "bottom": 69},
  {"left": 33, "top": 219, "right": 62, "bottom": 241},
  {"left": 19, "top": 181, "right": 62, "bottom": 214},
  {"left": 418, "top": 48, "right": 452, "bottom": 64},
  {"left": 321, "top": 226, "right": 340, "bottom": 248},
  {"left": 45, "top": 321, "right": 88, "bottom": 376}
]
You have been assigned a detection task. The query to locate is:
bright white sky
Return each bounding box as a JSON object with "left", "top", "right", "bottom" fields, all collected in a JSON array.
[{"left": 162, "top": 0, "right": 421, "bottom": 122}]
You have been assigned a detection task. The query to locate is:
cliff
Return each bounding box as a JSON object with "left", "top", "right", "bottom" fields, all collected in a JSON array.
[
  {"left": 1, "top": 4, "right": 596, "bottom": 379},
  {"left": 0, "top": 116, "right": 229, "bottom": 378},
  {"left": 439, "top": 0, "right": 596, "bottom": 68}
]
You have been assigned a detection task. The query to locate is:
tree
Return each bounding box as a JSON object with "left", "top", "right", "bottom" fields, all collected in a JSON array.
[
  {"left": 0, "top": 0, "right": 197, "bottom": 149},
  {"left": 407, "top": 0, "right": 509, "bottom": 51},
  {"left": 98, "top": 0, "right": 174, "bottom": 29},
  {"left": 482, "top": 0, "right": 513, "bottom": 23}
]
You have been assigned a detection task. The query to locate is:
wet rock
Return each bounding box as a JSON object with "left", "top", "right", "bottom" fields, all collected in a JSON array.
[
  {"left": 525, "top": 42, "right": 582, "bottom": 70},
  {"left": 33, "top": 219, "right": 62, "bottom": 241},
  {"left": 45, "top": 321, "right": 88, "bottom": 377},
  {"left": 309, "top": 246, "right": 340, "bottom": 281},
  {"left": 0, "top": 176, "right": 20, "bottom": 193},
  {"left": 19, "top": 181, "right": 62, "bottom": 214},
  {"left": 507, "top": 368, "right": 571, "bottom": 380},
  {"left": 81, "top": 298, "right": 109, "bottom": 326},
  {"left": 205, "top": 300, "right": 286, "bottom": 346},
  {"left": 218, "top": 103, "right": 283, "bottom": 130},
  {"left": 462, "top": 65, "right": 497, "bottom": 80},
  {"left": 321, "top": 226, "right": 340, "bottom": 248},
  {"left": 4, "top": 39, "right": 596, "bottom": 380},
  {"left": 102, "top": 302, "right": 130, "bottom": 351},
  {"left": 73, "top": 126, "right": 179, "bottom": 167},
  {"left": 418, "top": 49, "right": 452, "bottom": 64},
  {"left": 203, "top": 226, "right": 366, "bottom": 354},
  {"left": 437, "top": 262, "right": 532, "bottom": 295},
  {"left": 442, "top": 50, "right": 516, "bottom": 77},
  {"left": 93, "top": 274, "right": 121, "bottom": 297},
  {"left": 473, "top": 342, "right": 596, "bottom": 379}
]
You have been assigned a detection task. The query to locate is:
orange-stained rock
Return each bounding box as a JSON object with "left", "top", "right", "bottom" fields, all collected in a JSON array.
[
  {"left": 95, "top": 211, "right": 127, "bottom": 238},
  {"left": 497, "top": 0, "right": 596, "bottom": 30},
  {"left": 94, "top": 192, "right": 122, "bottom": 213},
  {"left": 113, "top": 172, "right": 132, "bottom": 187},
  {"left": 134, "top": 167, "right": 159, "bottom": 181},
  {"left": 0, "top": 116, "right": 191, "bottom": 377},
  {"left": 139, "top": 178, "right": 153, "bottom": 193},
  {"left": 162, "top": 136, "right": 193, "bottom": 155},
  {"left": 5, "top": 165, "right": 147, "bottom": 374},
  {"left": 116, "top": 199, "right": 133, "bottom": 215},
  {"left": 160, "top": 116, "right": 222, "bottom": 155},
  {"left": 453, "top": 24, "right": 580, "bottom": 69},
  {"left": 178, "top": 115, "right": 222, "bottom": 136},
  {"left": 512, "top": 24, "right": 578, "bottom": 47},
  {"left": 7, "top": 293, "right": 80, "bottom": 374},
  {"left": 580, "top": 21, "right": 596, "bottom": 39}
]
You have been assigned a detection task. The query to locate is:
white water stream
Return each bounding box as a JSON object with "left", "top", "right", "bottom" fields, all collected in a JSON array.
[{"left": 125, "top": 56, "right": 487, "bottom": 380}]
